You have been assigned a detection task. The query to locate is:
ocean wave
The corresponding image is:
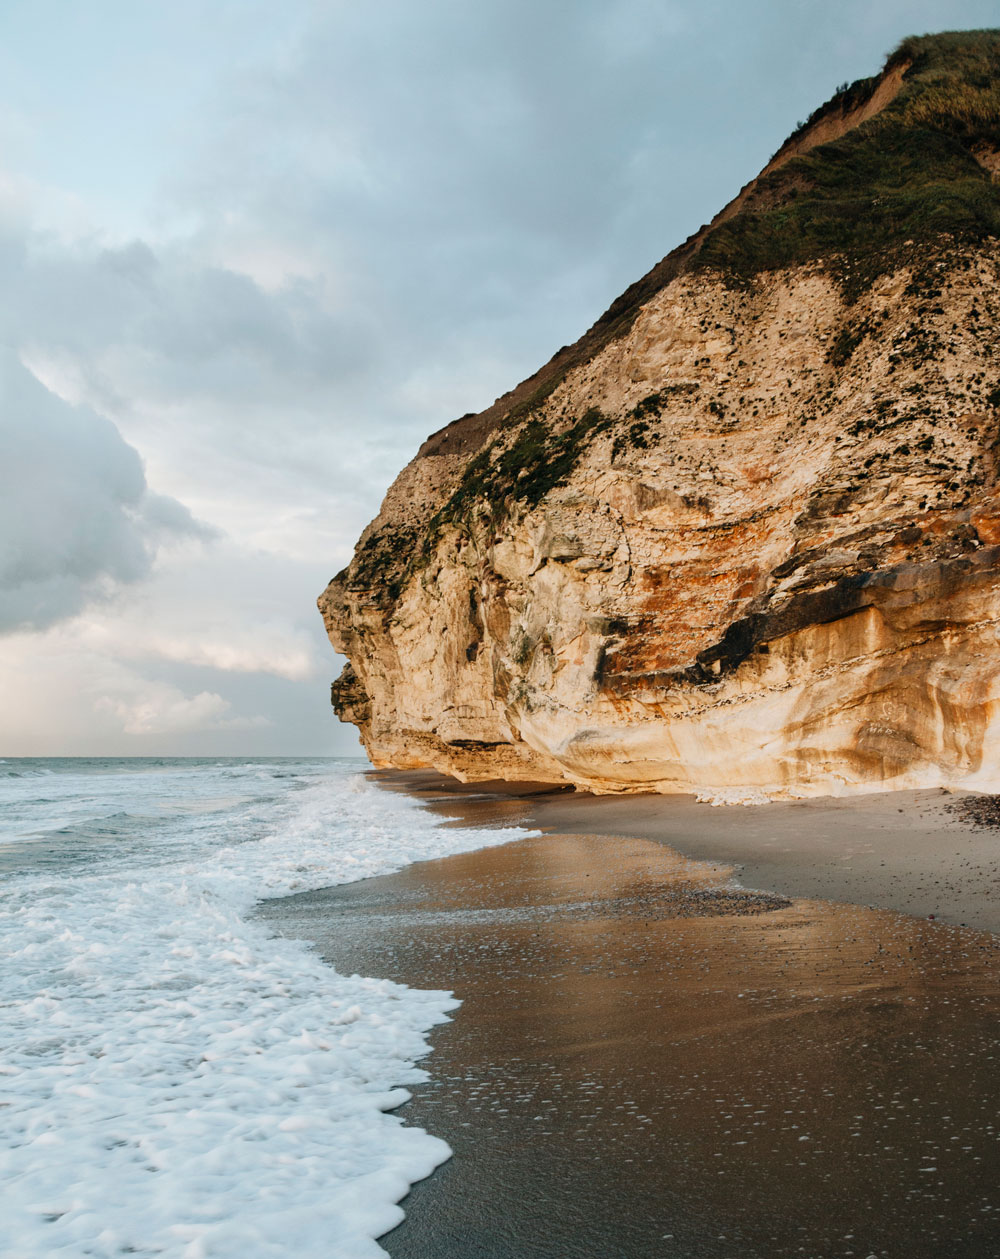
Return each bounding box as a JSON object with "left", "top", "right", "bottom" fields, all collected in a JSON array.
[{"left": 0, "top": 761, "right": 531, "bottom": 1258}]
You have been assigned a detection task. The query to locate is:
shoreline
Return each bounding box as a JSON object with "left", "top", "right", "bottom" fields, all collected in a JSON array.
[
  {"left": 374, "top": 769, "right": 1000, "bottom": 936},
  {"left": 257, "top": 769, "right": 1000, "bottom": 1257}
]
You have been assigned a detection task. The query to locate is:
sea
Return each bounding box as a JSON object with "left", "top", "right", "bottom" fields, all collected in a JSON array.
[{"left": 0, "top": 757, "right": 528, "bottom": 1259}]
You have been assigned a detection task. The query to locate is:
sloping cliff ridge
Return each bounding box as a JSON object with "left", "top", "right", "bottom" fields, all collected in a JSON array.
[{"left": 321, "top": 31, "right": 1000, "bottom": 799}]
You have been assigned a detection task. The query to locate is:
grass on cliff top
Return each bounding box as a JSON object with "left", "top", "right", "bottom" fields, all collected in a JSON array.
[{"left": 695, "top": 30, "right": 1000, "bottom": 294}]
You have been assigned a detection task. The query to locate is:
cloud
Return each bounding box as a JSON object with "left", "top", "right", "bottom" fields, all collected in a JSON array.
[
  {"left": 0, "top": 349, "right": 209, "bottom": 632},
  {"left": 4, "top": 230, "right": 394, "bottom": 564},
  {"left": 95, "top": 687, "right": 228, "bottom": 735},
  {"left": 0, "top": 536, "right": 349, "bottom": 755},
  {"left": 126, "top": 628, "right": 317, "bottom": 681},
  {"left": 95, "top": 685, "right": 271, "bottom": 736},
  {"left": 0, "top": 627, "right": 277, "bottom": 750},
  {"left": 74, "top": 563, "right": 324, "bottom": 681}
]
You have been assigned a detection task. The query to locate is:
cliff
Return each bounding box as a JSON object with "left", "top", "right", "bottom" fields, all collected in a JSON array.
[{"left": 320, "top": 30, "right": 1000, "bottom": 799}]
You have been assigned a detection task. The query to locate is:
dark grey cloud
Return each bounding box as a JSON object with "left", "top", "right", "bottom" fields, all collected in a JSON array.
[
  {"left": 10, "top": 236, "right": 371, "bottom": 414},
  {"left": 0, "top": 349, "right": 208, "bottom": 631},
  {"left": 0, "top": 225, "right": 387, "bottom": 575}
]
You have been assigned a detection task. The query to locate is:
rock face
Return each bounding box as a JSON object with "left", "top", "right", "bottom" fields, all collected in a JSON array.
[{"left": 321, "top": 31, "right": 1000, "bottom": 799}]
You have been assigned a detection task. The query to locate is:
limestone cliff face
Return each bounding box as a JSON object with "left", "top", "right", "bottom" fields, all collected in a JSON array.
[{"left": 321, "top": 31, "right": 1000, "bottom": 799}]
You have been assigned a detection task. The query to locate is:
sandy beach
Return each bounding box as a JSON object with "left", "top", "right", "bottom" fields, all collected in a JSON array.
[
  {"left": 531, "top": 784, "right": 1000, "bottom": 936},
  {"left": 376, "top": 771, "right": 1000, "bottom": 935},
  {"left": 258, "top": 773, "right": 1000, "bottom": 1257}
]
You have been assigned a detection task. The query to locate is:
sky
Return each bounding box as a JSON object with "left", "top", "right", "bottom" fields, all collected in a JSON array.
[{"left": 0, "top": 0, "right": 996, "bottom": 757}]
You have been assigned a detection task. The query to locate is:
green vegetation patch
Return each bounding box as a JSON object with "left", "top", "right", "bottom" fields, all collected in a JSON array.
[
  {"left": 421, "top": 407, "right": 613, "bottom": 555},
  {"left": 630, "top": 384, "right": 697, "bottom": 417},
  {"left": 345, "top": 525, "right": 418, "bottom": 602},
  {"left": 348, "top": 393, "right": 685, "bottom": 604},
  {"left": 694, "top": 30, "right": 1000, "bottom": 298},
  {"left": 609, "top": 387, "right": 695, "bottom": 459},
  {"left": 827, "top": 313, "right": 884, "bottom": 366}
]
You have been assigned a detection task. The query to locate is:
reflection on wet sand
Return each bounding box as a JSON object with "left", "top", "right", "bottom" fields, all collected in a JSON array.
[{"left": 259, "top": 805, "right": 1000, "bottom": 1259}]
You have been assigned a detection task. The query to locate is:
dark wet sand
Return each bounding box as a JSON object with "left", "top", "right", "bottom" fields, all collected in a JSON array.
[{"left": 259, "top": 774, "right": 1000, "bottom": 1258}]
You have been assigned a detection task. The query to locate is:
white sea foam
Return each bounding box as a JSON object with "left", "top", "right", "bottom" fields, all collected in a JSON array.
[{"left": 0, "top": 760, "right": 530, "bottom": 1258}]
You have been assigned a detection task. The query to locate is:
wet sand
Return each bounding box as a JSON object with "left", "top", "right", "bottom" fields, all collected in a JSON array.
[
  {"left": 527, "top": 785, "right": 1000, "bottom": 937},
  {"left": 380, "top": 771, "right": 1000, "bottom": 935},
  {"left": 259, "top": 775, "right": 1000, "bottom": 1258}
]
